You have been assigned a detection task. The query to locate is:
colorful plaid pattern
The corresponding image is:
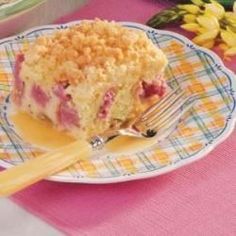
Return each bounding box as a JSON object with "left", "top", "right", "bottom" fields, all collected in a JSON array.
[{"left": 0, "top": 22, "right": 235, "bottom": 183}]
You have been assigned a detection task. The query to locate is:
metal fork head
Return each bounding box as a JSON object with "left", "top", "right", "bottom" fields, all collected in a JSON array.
[
  {"left": 90, "top": 88, "right": 193, "bottom": 150},
  {"left": 133, "top": 88, "right": 192, "bottom": 138}
]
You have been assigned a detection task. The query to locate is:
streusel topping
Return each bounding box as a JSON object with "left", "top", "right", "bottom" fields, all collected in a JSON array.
[{"left": 21, "top": 19, "right": 167, "bottom": 85}]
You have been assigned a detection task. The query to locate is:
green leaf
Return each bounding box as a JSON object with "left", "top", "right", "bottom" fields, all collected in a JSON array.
[{"left": 146, "top": 6, "right": 184, "bottom": 28}]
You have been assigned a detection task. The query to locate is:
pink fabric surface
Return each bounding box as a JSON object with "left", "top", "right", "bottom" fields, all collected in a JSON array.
[{"left": 6, "top": 0, "right": 236, "bottom": 235}]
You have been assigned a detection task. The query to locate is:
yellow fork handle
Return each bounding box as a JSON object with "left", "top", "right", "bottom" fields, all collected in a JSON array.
[{"left": 0, "top": 140, "right": 92, "bottom": 197}]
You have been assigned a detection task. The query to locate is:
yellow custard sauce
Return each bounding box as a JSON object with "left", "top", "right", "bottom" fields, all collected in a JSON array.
[
  {"left": 10, "top": 112, "right": 163, "bottom": 156},
  {"left": 10, "top": 112, "right": 75, "bottom": 150}
]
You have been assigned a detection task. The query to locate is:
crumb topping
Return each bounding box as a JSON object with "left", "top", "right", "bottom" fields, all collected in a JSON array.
[{"left": 20, "top": 19, "right": 167, "bottom": 85}]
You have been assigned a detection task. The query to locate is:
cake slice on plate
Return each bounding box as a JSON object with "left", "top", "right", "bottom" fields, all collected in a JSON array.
[{"left": 12, "top": 19, "right": 168, "bottom": 139}]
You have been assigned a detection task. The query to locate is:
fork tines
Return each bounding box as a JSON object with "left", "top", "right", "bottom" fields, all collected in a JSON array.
[
  {"left": 136, "top": 88, "right": 191, "bottom": 135},
  {"left": 141, "top": 88, "right": 185, "bottom": 121}
]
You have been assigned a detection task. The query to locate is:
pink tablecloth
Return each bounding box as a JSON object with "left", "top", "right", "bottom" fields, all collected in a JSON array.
[{"left": 8, "top": 0, "right": 236, "bottom": 235}]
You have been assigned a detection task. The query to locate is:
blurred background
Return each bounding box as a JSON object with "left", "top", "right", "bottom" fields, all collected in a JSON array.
[{"left": 0, "top": 0, "right": 87, "bottom": 38}]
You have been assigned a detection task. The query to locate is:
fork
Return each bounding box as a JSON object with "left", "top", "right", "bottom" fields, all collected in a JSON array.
[
  {"left": 0, "top": 89, "right": 192, "bottom": 197},
  {"left": 91, "top": 89, "right": 191, "bottom": 149}
]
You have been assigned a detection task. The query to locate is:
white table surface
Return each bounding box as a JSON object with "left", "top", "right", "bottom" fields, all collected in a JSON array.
[{"left": 0, "top": 198, "right": 62, "bottom": 236}]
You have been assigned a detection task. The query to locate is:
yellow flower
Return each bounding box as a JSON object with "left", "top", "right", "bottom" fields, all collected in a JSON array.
[
  {"left": 221, "top": 30, "right": 236, "bottom": 47},
  {"left": 180, "top": 23, "right": 199, "bottom": 33},
  {"left": 201, "top": 40, "right": 215, "bottom": 49},
  {"left": 192, "top": 29, "right": 219, "bottom": 45},
  {"left": 191, "top": 0, "right": 204, "bottom": 6},
  {"left": 204, "top": 2, "right": 225, "bottom": 19},
  {"left": 196, "top": 14, "right": 220, "bottom": 30},
  {"left": 176, "top": 1, "right": 236, "bottom": 56},
  {"left": 178, "top": 4, "right": 200, "bottom": 14},
  {"left": 198, "top": 27, "right": 208, "bottom": 34},
  {"left": 183, "top": 14, "right": 197, "bottom": 23},
  {"left": 219, "top": 43, "right": 229, "bottom": 51},
  {"left": 225, "top": 12, "right": 236, "bottom": 25},
  {"left": 224, "top": 47, "right": 236, "bottom": 56},
  {"left": 226, "top": 26, "right": 236, "bottom": 34}
]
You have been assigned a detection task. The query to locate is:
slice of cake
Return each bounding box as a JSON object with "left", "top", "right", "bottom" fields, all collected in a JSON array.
[{"left": 12, "top": 19, "right": 168, "bottom": 139}]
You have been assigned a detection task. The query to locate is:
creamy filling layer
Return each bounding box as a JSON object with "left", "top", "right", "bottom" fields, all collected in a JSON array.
[{"left": 12, "top": 53, "right": 167, "bottom": 138}]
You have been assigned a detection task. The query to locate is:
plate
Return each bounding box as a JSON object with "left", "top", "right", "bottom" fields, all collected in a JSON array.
[{"left": 0, "top": 21, "right": 235, "bottom": 184}]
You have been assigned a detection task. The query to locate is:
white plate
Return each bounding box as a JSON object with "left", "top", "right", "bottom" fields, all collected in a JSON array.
[{"left": 0, "top": 21, "right": 235, "bottom": 184}]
